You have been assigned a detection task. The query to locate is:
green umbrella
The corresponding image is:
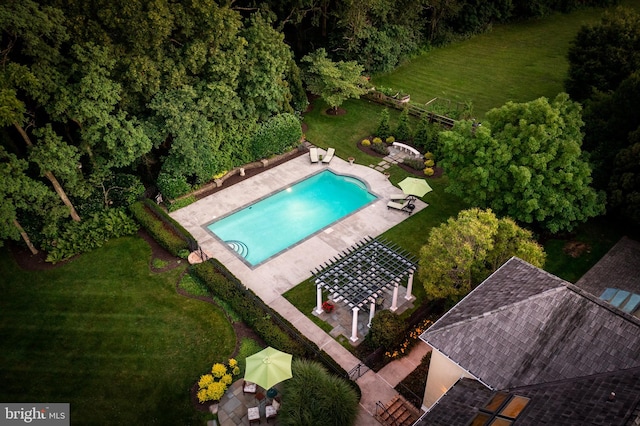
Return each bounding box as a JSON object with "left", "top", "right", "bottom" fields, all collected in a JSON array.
[
  {"left": 398, "top": 177, "right": 433, "bottom": 198},
  {"left": 244, "top": 347, "right": 293, "bottom": 391}
]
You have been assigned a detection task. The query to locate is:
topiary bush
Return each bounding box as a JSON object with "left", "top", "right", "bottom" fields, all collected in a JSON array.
[
  {"left": 361, "top": 139, "right": 371, "bottom": 146},
  {"left": 279, "top": 359, "right": 359, "bottom": 426},
  {"left": 424, "top": 167, "right": 435, "bottom": 176},
  {"left": 424, "top": 152, "right": 435, "bottom": 160},
  {"left": 372, "top": 137, "right": 383, "bottom": 144},
  {"left": 386, "top": 136, "right": 395, "bottom": 144},
  {"left": 424, "top": 159, "right": 435, "bottom": 167}
]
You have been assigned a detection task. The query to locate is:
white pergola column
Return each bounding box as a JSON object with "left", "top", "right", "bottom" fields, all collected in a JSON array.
[
  {"left": 315, "top": 283, "right": 324, "bottom": 315},
  {"left": 350, "top": 307, "right": 360, "bottom": 342},
  {"left": 405, "top": 270, "right": 415, "bottom": 300},
  {"left": 390, "top": 280, "right": 400, "bottom": 312},
  {"left": 367, "top": 300, "right": 376, "bottom": 328}
]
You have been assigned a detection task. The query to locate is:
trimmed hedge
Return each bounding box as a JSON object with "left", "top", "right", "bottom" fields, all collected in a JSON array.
[
  {"left": 130, "top": 200, "right": 191, "bottom": 256},
  {"left": 251, "top": 113, "right": 302, "bottom": 160}
]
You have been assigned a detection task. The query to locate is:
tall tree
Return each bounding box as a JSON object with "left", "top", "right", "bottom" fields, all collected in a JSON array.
[
  {"left": 566, "top": 7, "right": 640, "bottom": 101},
  {"left": 418, "top": 208, "right": 545, "bottom": 302},
  {"left": 440, "top": 94, "right": 605, "bottom": 234},
  {"left": 301, "top": 48, "right": 369, "bottom": 113}
]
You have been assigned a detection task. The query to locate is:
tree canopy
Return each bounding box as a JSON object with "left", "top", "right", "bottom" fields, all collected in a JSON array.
[
  {"left": 439, "top": 93, "right": 605, "bottom": 234},
  {"left": 418, "top": 208, "right": 545, "bottom": 302},
  {"left": 301, "top": 48, "right": 369, "bottom": 112}
]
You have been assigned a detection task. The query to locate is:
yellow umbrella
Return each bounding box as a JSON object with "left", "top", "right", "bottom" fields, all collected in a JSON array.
[
  {"left": 398, "top": 177, "right": 433, "bottom": 198},
  {"left": 244, "top": 347, "right": 292, "bottom": 391}
]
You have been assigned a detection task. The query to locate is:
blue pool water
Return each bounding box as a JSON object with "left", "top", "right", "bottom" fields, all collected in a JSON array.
[{"left": 207, "top": 170, "right": 377, "bottom": 266}]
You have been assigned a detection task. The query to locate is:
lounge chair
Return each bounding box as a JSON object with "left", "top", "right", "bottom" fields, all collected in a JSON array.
[
  {"left": 387, "top": 199, "right": 415, "bottom": 214},
  {"left": 322, "top": 147, "right": 335, "bottom": 163},
  {"left": 390, "top": 193, "right": 410, "bottom": 201},
  {"left": 309, "top": 147, "right": 319, "bottom": 163}
]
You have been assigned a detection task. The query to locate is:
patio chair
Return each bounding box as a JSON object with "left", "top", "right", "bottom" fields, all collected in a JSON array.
[
  {"left": 387, "top": 199, "right": 415, "bottom": 214},
  {"left": 266, "top": 399, "right": 280, "bottom": 423},
  {"left": 248, "top": 406, "right": 261, "bottom": 424},
  {"left": 322, "top": 147, "right": 335, "bottom": 163},
  {"left": 309, "top": 147, "right": 319, "bottom": 163},
  {"left": 243, "top": 380, "right": 257, "bottom": 394}
]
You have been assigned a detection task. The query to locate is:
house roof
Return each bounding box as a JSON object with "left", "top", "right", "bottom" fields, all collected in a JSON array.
[
  {"left": 419, "top": 257, "right": 640, "bottom": 390},
  {"left": 575, "top": 236, "right": 640, "bottom": 300},
  {"left": 419, "top": 368, "right": 640, "bottom": 426}
]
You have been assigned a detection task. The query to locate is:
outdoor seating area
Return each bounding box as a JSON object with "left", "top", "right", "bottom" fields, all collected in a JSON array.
[{"left": 216, "top": 380, "right": 283, "bottom": 425}]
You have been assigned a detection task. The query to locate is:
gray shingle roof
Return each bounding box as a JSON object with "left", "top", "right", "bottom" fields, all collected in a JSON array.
[
  {"left": 418, "top": 368, "right": 640, "bottom": 426},
  {"left": 420, "top": 257, "right": 640, "bottom": 389},
  {"left": 576, "top": 236, "right": 640, "bottom": 298}
]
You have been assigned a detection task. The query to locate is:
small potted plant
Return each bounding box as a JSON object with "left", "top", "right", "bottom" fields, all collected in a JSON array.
[
  {"left": 322, "top": 301, "right": 335, "bottom": 313},
  {"left": 348, "top": 156, "right": 355, "bottom": 165}
]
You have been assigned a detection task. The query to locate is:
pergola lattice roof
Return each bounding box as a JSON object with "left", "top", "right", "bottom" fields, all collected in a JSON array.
[{"left": 311, "top": 236, "right": 418, "bottom": 309}]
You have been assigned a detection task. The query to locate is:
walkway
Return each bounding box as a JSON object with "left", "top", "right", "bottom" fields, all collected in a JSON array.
[{"left": 170, "top": 150, "right": 431, "bottom": 425}]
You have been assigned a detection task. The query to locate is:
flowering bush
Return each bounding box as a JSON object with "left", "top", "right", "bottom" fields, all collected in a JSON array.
[
  {"left": 384, "top": 318, "right": 434, "bottom": 360},
  {"left": 197, "top": 358, "right": 240, "bottom": 403},
  {"left": 322, "top": 301, "right": 335, "bottom": 313}
]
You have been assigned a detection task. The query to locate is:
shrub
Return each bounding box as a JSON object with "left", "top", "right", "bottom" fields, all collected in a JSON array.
[
  {"left": 386, "top": 136, "right": 395, "bottom": 143},
  {"left": 367, "top": 310, "right": 404, "bottom": 350},
  {"left": 403, "top": 157, "right": 426, "bottom": 171},
  {"left": 424, "top": 159, "right": 435, "bottom": 167},
  {"left": 197, "top": 359, "right": 240, "bottom": 403},
  {"left": 372, "top": 137, "right": 383, "bottom": 144},
  {"left": 424, "top": 167, "right": 435, "bottom": 176},
  {"left": 251, "top": 113, "right": 302, "bottom": 160},
  {"left": 371, "top": 142, "right": 389, "bottom": 155},
  {"left": 361, "top": 139, "right": 371, "bottom": 146},
  {"left": 280, "top": 359, "right": 358, "bottom": 426},
  {"left": 395, "top": 108, "right": 412, "bottom": 141},
  {"left": 157, "top": 171, "right": 191, "bottom": 200},
  {"left": 45, "top": 208, "right": 139, "bottom": 263},
  {"left": 424, "top": 152, "right": 435, "bottom": 160},
  {"left": 129, "top": 201, "right": 190, "bottom": 256},
  {"left": 376, "top": 108, "right": 391, "bottom": 139}
]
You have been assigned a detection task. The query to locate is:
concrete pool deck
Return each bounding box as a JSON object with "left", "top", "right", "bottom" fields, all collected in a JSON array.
[
  {"left": 170, "top": 149, "right": 427, "bottom": 307},
  {"left": 170, "top": 149, "right": 428, "bottom": 424}
]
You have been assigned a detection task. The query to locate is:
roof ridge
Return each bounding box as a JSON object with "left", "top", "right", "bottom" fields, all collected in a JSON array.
[
  {"left": 428, "top": 285, "right": 566, "bottom": 334},
  {"left": 505, "top": 365, "right": 640, "bottom": 392}
]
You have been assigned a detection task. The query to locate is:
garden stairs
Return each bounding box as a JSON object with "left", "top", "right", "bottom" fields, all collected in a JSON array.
[{"left": 376, "top": 395, "right": 421, "bottom": 426}]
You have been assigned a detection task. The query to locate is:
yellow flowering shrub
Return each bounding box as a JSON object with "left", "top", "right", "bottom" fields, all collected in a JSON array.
[
  {"left": 373, "top": 137, "right": 383, "bottom": 144},
  {"left": 424, "top": 159, "right": 435, "bottom": 167},
  {"left": 211, "top": 363, "right": 227, "bottom": 378},
  {"left": 198, "top": 374, "right": 214, "bottom": 389},
  {"left": 361, "top": 139, "right": 371, "bottom": 146},
  {"left": 423, "top": 167, "right": 434, "bottom": 176},
  {"left": 196, "top": 359, "right": 242, "bottom": 403}
]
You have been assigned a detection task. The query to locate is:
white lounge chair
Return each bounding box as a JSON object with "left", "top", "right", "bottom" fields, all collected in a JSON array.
[
  {"left": 390, "top": 194, "right": 410, "bottom": 201},
  {"left": 387, "top": 199, "right": 415, "bottom": 214},
  {"left": 322, "top": 147, "right": 335, "bottom": 163},
  {"left": 309, "top": 147, "right": 319, "bottom": 163}
]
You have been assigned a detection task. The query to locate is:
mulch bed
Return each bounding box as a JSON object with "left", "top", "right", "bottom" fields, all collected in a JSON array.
[{"left": 356, "top": 142, "right": 444, "bottom": 178}]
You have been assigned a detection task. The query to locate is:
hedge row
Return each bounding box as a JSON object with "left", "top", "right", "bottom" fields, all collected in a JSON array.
[{"left": 130, "top": 200, "right": 191, "bottom": 257}]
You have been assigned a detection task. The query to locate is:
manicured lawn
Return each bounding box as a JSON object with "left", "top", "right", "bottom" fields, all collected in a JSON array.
[
  {"left": 0, "top": 237, "right": 235, "bottom": 425},
  {"left": 372, "top": 5, "right": 631, "bottom": 116}
]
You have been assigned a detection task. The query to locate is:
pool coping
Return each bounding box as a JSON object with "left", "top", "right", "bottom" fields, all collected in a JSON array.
[
  {"left": 169, "top": 150, "right": 428, "bottom": 306},
  {"left": 203, "top": 168, "right": 381, "bottom": 269}
]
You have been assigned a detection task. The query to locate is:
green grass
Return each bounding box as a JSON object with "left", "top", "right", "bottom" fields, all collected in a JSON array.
[
  {"left": 0, "top": 237, "right": 235, "bottom": 425},
  {"left": 372, "top": 5, "right": 628, "bottom": 117}
]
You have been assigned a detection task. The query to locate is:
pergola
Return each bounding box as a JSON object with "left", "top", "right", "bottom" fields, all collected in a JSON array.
[{"left": 311, "top": 236, "right": 418, "bottom": 342}]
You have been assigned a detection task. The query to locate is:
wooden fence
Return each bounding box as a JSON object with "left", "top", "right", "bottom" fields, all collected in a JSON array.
[{"left": 364, "top": 91, "right": 456, "bottom": 129}]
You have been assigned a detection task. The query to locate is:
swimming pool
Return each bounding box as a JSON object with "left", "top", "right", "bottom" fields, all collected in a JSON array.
[{"left": 206, "top": 170, "right": 377, "bottom": 266}]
